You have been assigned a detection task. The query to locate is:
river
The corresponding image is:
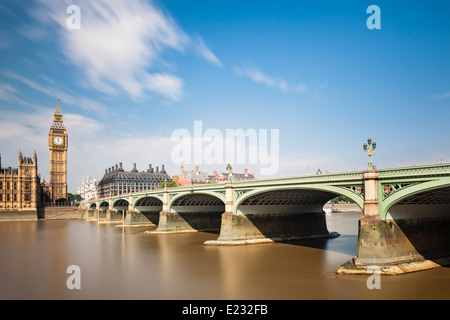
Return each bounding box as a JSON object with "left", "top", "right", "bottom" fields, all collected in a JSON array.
[{"left": 0, "top": 212, "right": 449, "bottom": 300}]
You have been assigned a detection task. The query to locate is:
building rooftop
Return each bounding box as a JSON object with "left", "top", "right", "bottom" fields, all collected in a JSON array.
[{"left": 99, "top": 163, "right": 171, "bottom": 185}]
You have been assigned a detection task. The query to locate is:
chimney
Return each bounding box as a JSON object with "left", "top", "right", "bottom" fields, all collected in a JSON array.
[
  {"left": 244, "top": 168, "right": 248, "bottom": 177},
  {"left": 132, "top": 163, "right": 137, "bottom": 172},
  {"left": 148, "top": 164, "right": 154, "bottom": 173},
  {"left": 161, "top": 165, "right": 166, "bottom": 173},
  {"left": 115, "top": 164, "right": 118, "bottom": 171},
  {"left": 119, "top": 163, "right": 123, "bottom": 171},
  {"left": 105, "top": 169, "right": 108, "bottom": 174},
  {"left": 195, "top": 166, "right": 199, "bottom": 174},
  {"left": 156, "top": 166, "right": 159, "bottom": 173}
]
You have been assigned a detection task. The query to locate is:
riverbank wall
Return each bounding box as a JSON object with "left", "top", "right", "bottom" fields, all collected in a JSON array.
[
  {"left": 0, "top": 207, "right": 83, "bottom": 221},
  {"left": 0, "top": 203, "right": 362, "bottom": 222}
]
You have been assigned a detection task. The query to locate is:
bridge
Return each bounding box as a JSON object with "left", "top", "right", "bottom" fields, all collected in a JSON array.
[{"left": 86, "top": 163, "right": 450, "bottom": 275}]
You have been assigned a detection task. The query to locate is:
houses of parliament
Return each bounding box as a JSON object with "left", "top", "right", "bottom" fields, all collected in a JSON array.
[{"left": 0, "top": 99, "right": 68, "bottom": 211}]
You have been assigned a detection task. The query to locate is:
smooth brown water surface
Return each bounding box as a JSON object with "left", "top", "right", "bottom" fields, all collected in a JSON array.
[{"left": 0, "top": 213, "right": 449, "bottom": 299}]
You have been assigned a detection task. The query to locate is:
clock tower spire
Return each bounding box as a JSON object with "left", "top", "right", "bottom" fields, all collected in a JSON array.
[{"left": 48, "top": 96, "right": 68, "bottom": 203}]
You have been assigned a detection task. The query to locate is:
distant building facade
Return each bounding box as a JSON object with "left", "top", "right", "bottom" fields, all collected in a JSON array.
[
  {"left": 177, "top": 166, "right": 255, "bottom": 187},
  {"left": 0, "top": 150, "right": 42, "bottom": 210},
  {"left": 97, "top": 163, "right": 171, "bottom": 198},
  {"left": 77, "top": 174, "right": 98, "bottom": 201}
]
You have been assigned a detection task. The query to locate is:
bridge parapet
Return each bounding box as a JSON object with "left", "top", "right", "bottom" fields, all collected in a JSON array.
[{"left": 378, "top": 163, "right": 450, "bottom": 179}]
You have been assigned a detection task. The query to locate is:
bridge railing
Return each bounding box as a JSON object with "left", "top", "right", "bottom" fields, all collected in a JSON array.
[
  {"left": 88, "top": 163, "right": 450, "bottom": 205},
  {"left": 231, "top": 171, "right": 365, "bottom": 188},
  {"left": 378, "top": 163, "right": 450, "bottom": 179}
]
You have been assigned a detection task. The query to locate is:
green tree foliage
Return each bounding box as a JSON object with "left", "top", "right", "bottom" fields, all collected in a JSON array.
[
  {"left": 330, "top": 195, "right": 355, "bottom": 203},
  {"left": 157, "top": 181, "right": 178, "bottom": 189}
]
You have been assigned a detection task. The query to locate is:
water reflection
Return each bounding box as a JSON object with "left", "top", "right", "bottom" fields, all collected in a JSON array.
[{"left": 0, "top": 213, "right": 449, "bottom": 300}]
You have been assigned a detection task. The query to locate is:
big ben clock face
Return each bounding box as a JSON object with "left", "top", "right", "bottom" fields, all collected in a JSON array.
[{"left": 53, "top": 136, "right": 64, "bottom": 146}]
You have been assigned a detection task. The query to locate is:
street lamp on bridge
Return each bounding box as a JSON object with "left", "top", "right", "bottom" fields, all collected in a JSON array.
[
  {"left": 363, "top": 137, "right": 376, "bottom": 170},
  {"left": 226, "top": 164, "right": 232, "bottom": 182}
]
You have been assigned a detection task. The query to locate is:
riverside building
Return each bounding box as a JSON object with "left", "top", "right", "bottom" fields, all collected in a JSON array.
[
  {"left": 177, "top": 166, "right": 255, "bottom": 187},
  {"left": 0, "top": 150, "right": 42, "bottom": 210},
  {"left": 97, "top": 163, "right": 172, "bottom": 198}
]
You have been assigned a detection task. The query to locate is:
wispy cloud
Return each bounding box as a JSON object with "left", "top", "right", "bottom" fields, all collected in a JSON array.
[
  {"left": 4, "top": 71, "right": 54, "bottom": 96},
  {"left": 432, "top": 91, "right": 450, "bottom": 100},
  {"left": 192, "top": 36, "right": 223, "bottom": 67},
  {"left": 0, "top": 81, "right": 47, "bottom": 110},
  {"left": 235, "top": 66, "right": 306, "bottom": 93},
  {"left": 3, "top": 71, "right": 109, "bottom": 114},
  {"left": 27, "top": 0, "right": 221, "bottom": 102}
]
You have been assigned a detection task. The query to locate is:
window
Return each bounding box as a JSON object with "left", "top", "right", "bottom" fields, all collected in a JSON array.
[
  {"left": 0, "top": 182, "right": 2, "bottom": 189},
  {"left": 13, "top": 182, "right": 17, "bottom": 190},
  {"left": 24, "top": 193, "right": 30, "bottom": 202}
]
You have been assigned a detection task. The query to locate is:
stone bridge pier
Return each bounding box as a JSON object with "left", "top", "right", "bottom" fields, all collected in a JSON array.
[
  {"left": 88, "top": 162, "right": 450, "bottom": 275},
  {"left": 337, "top": 168, "right": 450, "bottom": 275},
  {"left": 154, "top": 187, "right": 224, "bottom": 233},
  {"left": 205, "top": 182, "right": 340, "bottom": 245}
]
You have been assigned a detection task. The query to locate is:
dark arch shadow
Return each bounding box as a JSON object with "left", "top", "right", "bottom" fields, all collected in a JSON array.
[
  {"left": 170, "top": 193, "right": 225, "bottom": 232},
  {"left": 236, "top": 189, "right": 340, "bottom": 240},
  {"left": 134, "top": 196, "right": 163, "bottom": 225},
  {"left": 388, "top": 186, "right": 450, "bottom": 266}
]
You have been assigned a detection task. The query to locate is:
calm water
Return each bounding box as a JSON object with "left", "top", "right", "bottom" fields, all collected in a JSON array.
[{"left": 0, "top": 213, "right": 449, "bottom": 300}]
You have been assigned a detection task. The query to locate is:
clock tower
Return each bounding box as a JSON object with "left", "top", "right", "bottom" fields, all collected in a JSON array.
[{"left": 48, "top": 97, "right": 68, "bottom": 202}]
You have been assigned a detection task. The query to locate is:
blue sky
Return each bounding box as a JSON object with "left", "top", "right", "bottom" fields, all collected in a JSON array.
[{"left": 0, "top": 0, "right": 449, "bottom": 192}]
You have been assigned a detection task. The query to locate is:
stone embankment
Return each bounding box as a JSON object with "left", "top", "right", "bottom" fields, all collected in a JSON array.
[{"left": 0, "top": 207, "right": 83, "bottom": 221}]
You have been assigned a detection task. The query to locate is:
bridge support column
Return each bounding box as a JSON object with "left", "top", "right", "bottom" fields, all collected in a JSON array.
[
  {"left": 82, "top": 209, "right": 90, "bottom": 219},
  {"left": 205, "top": 181, "right": 268, "bottom": 245},
  {"left": 124, "top": 210, "right": 156, "bottom": 226},
  {"left": 153, "top": 187, "right": 198, "bottom": 233},
  {"left": 337, "top": 169, "right": 440, "bottom": 275},
  {"left": 206, "top": 182, "right": 340, "bottom": 246},
  {"left": 105, "top": 210, "right": 123, "bottom": 222}
]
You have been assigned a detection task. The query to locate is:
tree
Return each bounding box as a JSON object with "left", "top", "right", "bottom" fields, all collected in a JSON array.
[
  {"left": 330, "top": 195, "right": 355, "bottom": 203},
  {"left": 157, "top": 181, "right": 178, "bottom": 189},
  {"left": 68, "top": 193, "right": 83, "bottom": 202}
]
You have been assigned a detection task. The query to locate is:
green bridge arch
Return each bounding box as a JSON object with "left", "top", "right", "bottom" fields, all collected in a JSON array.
[
  {"left": 168, "top": 191, "right": 226, "bottom": 212},
  {"left": 379, "top": 176, "right": 450, "bottom": 220},
  {"left": 234, "top": 184, "right": 364, "bottom": 212},
  {"left": 133, "top": 194, "right": 164, "bottom": 208}
]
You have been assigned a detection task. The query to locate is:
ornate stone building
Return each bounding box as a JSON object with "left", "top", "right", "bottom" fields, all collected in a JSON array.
[
  {"left": 77, "top": 174, "right": 98, "bottom": 201},
  {"left": 0, "top": 150, "right": 42, "bottom": 210},
  {"left": 0, "top": 98, "right": 69, "bottom": 211},
  {"left": 97, "top": 163, "right": 171, "bottom": 198}
]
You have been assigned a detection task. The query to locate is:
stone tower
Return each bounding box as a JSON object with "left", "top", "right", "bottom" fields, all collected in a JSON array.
[{"left": 48, "top": 97, "right": 68, "bottom": 202}]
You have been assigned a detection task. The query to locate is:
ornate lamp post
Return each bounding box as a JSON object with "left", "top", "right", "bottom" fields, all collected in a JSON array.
[
  {"left": 363, "top": 137, "right": 377, "bottom": 170},
  {"left": 226, "top": 164, "right": 232, "bottom": 182}
]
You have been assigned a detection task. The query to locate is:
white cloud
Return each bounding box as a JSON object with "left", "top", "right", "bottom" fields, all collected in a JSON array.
[
  {"left": 31, "top": 0, "right": 221, "bottom": 101},
  {"left": 144, "top": 72, "right": 184, "bottom": 102},
  {"left": 192, "top": 36, "right": 223, "bottom": 67},
  {"left": 235, "top": 66, "right": 306, "bottom": 93}
]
